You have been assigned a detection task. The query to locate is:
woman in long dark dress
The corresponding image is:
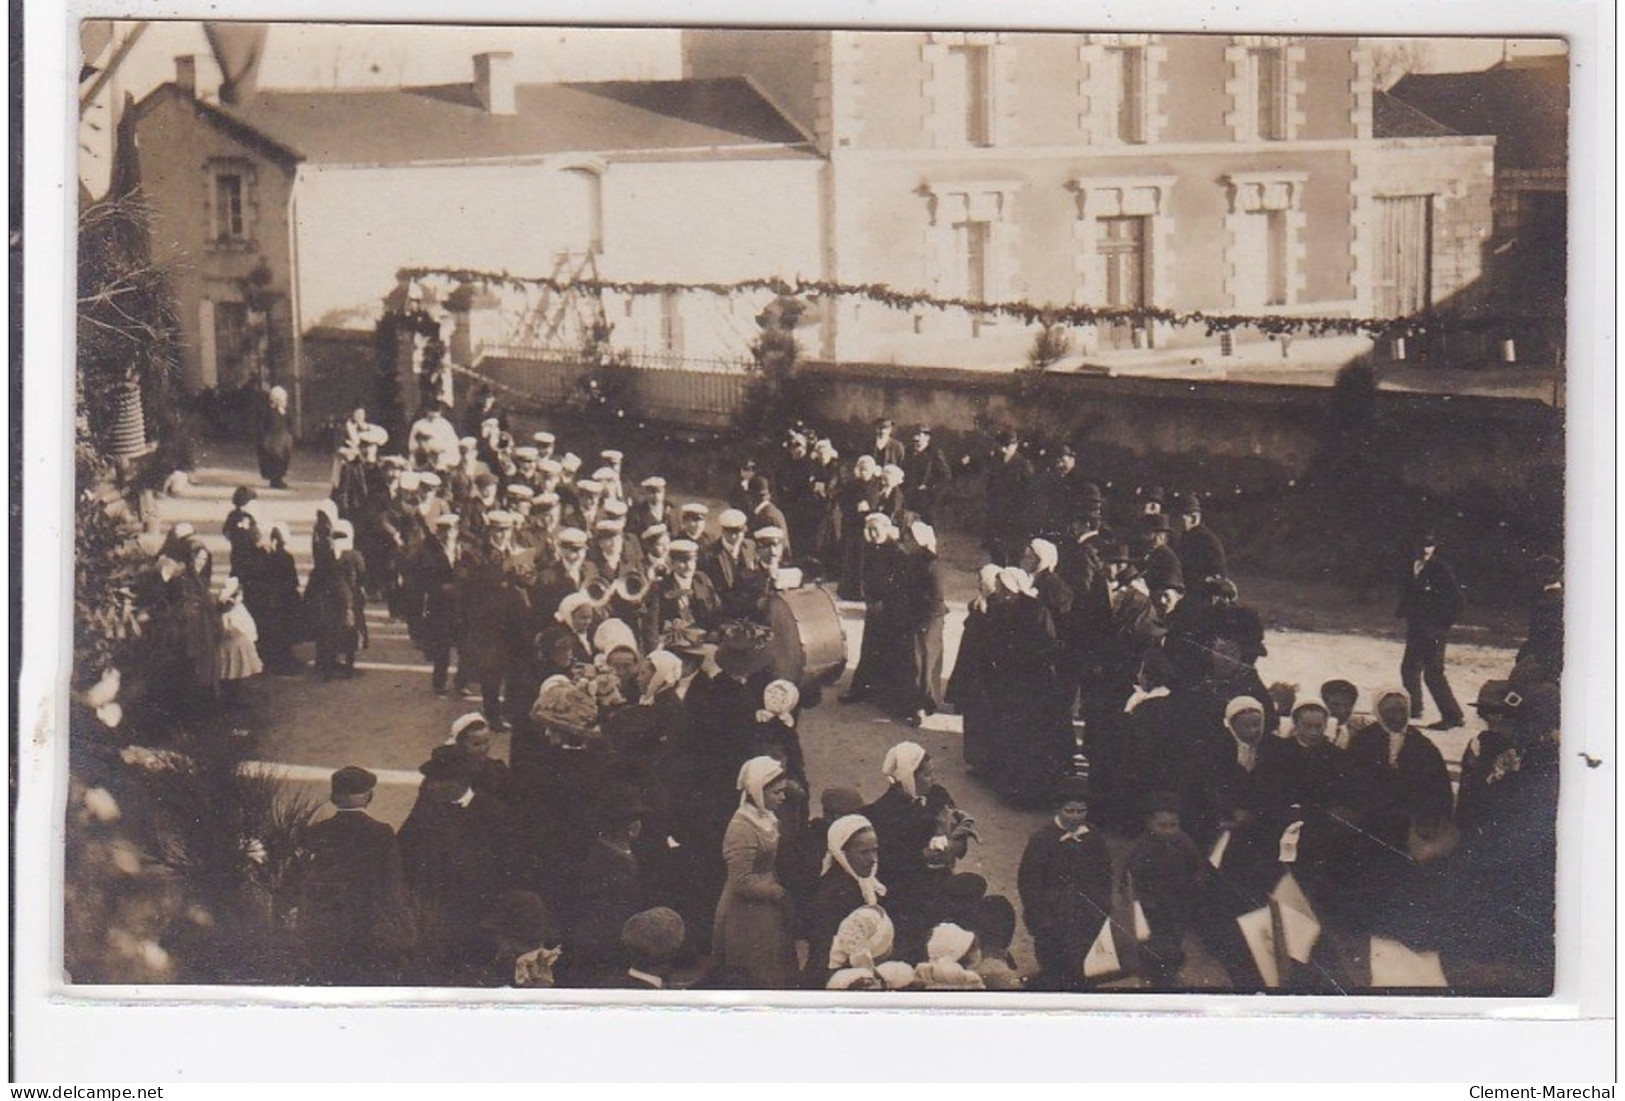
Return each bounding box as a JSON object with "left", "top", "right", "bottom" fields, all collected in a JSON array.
[
  {"left": 984, "top": 567, "right": 1069, "bottom": 808},
  {"left": 256, "top": 385, "right": 294, "bottom": 489},
  {"left": 306, "top": 519, "right": 368, "bottom": 678},
  {"left": 947, "top": 565, "right": 1002, "bottom": 775},
  {"left": 176, "top": 544, "right": 223, "bottom": 707}
]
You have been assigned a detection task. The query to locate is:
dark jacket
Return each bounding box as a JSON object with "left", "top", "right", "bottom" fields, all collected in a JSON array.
[
  {"left": 1397, "top": 554, "right": 1465, "bottom": 637},
  {"left": 1177, "top": 523, "right": 1228, "bottom": 586},
  {"left": 297, "top": 809, "right": 417, "bottom": 983}
]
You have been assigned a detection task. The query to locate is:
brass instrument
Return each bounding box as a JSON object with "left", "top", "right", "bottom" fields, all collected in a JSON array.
[
  {"left": 582, "top": 577, "right": 614, "bottom": 608},
  {"left": 611, "top": 571, "right": 653, "bottom": 605}
]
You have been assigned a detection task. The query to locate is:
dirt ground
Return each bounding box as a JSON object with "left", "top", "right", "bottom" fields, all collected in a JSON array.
[{"left": 145, "top": 440, "right": 1523, "bottom": 984}]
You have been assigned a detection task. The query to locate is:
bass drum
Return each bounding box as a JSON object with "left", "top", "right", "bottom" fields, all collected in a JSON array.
[{"left": 768, "top": 585, "right": 847, "bottom": 694}]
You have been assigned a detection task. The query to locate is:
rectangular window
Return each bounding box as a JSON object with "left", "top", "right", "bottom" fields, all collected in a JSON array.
[
  {"left": 1110, "top": 47, "right": 1147, "bottom": 143},
  {"left": 659, "top": 290, "right": 684, "bottom": 357},
  {"left": 1264, "top": 209, "right": 1289, "bottom": 306},
  {"left": 214, "top": 173, "right": 245, "bottom": 240},
  {"left": 958, "top": 220, "right": 993, "bottom": 302},
  {"left": 945, "top": 45, "right": 993, "bottom": 146},
  {"left": 1099, "top": 216, "right": 1148, "bottom": 348},
  {"left": 1252, "top": 47, "right": 1288, "bottom": 140}
]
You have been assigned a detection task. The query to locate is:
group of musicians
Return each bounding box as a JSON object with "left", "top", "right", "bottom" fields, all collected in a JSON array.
[{"left": 323, "top": 400, "right": 848, "bottom": 736}]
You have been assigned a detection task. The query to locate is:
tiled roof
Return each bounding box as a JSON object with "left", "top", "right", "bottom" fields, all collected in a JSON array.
[
  {"left": 1371, "top": 89, "right": 1459, "bottom": 140},
  {"left": 1387, "top": 59, "right": 1568, "bottom": 170},
  {"left": 196, "top": 76, "right": 815, "bottom": 165}
]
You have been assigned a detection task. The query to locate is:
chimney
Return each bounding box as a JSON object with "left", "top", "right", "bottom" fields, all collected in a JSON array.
[
  {"left": 473, "top": 52, "right": 516, "bottom": 116},
  {"left": 175, "top": 55, "right": 198, "bottom": 97}
]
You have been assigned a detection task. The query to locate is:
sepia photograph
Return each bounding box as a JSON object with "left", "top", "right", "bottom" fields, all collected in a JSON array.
[{"left": 52, "top": 11, "right": 1593, "bottom": 1019}]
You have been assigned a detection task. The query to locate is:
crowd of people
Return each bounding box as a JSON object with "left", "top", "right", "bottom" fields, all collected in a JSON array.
[{"left": 132, "top": 387, "right": 1563, "bottom": 993}]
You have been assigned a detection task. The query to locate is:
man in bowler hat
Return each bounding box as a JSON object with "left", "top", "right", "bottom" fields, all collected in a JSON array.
[{"left": 1397, "top": 531, "right": 1466, "bottom": 730}]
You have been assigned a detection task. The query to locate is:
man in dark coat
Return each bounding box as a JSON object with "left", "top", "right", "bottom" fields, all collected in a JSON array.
[
  {"left": 1396, "top": 532, "right": 1467, "bottom": 730},
  {"left": 403, "top": 513, "right": 463, "bottom": 696},
  {"left": 746, "top": 476, "right": 792, "bottom": 561},
  {"left": 902, "top": 424, "right": 952, "bottom": 524},
  {"left": 1174, "top": 494, "right": 1227, "bottom": 586},
  {"left": 983, "top": 428, "right": 1035, "bottom": 566},
  {"left": 296, "top": 767, "right": 417, "bottom": 985},
  {"left": 870, "top": 417, "right": 906, "bottom": 470},
  {"left": 774, "top": 433, "right": 820, "bottom": 561},
  {"left": 627, "top": 476, "right": 679, "bottom": 540},
  {"left": 701, "top": 509, "right": 766, "bottom": 623},
  {"left": 396, "top": 747, "right": 519, "bottom": 983},
  {"left": 531, "top": 527, "right": 600, "bottom": 638},
  {"left": 1024, "top": 445, "right": 1083, "bottom": 543},
  {"left": 1141, "top": 514, "right": 1186, "bottom": 594},
  {"left": 651, "top": 540, "right": 722, "bottom": 649},
  {"left": 457, "top": 513, "right": 535, "bottom": 731}
]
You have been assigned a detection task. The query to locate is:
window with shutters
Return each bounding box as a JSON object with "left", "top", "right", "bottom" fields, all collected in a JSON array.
[{"left": 204, "top": 158, "right": 258, "bottom": 249}]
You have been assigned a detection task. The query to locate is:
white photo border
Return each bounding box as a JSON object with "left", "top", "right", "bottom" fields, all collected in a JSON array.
[{"left": 17, "top": 0, "right": 1617, "bottom": 1082}]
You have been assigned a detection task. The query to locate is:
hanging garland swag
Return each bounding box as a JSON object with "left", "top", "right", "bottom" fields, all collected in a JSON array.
[{"left": 395, "top": 266, "right": 1540, "bottom": 341}]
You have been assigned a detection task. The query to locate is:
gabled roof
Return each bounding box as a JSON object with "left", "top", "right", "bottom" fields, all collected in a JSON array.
[
  {"left": 1387, "top": 58, "right": 1568, "bottom": 170},
  {"left": 1372, "top": 89, "right": 1458, "bottom": 140},
  {"left": 194, "top": 76, "right": 814, "bottom": 166}
]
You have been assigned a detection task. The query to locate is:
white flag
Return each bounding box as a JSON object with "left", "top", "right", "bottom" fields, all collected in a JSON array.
[
  {"left": 1132, "top": 900, "right": 1152, "bottom": 942},
  {"left": 1208, "top": 829, "right": 1232, "bottom": 869},
  {"left": 1278, "top": 820, "right": 1305, "bottom": 864},
  {"left": 1270, "top": 873, "right": 1322, "bottom": 965},
  {"left": 1235, "top": 906, "right": 1281, "bottom": 988},
  {"left": 1369, "top": 936, "right": 1449, "bottom": 987},
  {"left": 1082, "top": 918, "right": 1121, "bottom": 979}
]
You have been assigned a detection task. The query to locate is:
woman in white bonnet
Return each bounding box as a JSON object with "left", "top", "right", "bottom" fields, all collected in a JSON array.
[
  {"left": 255, "top": 384, "right": 294, "bottom": 489},
  {"left": 711, "top": 756, "right": 797, "bottom": 988}
]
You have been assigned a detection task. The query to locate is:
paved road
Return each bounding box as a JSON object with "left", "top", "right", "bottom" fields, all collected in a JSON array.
[{"left": 150, "top": 445, "right": 1517, "bottom": 983}]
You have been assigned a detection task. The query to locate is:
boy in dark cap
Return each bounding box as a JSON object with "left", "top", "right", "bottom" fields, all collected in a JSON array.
[
  {"left": 1017, "top": 776, "right": 1114, "bottom": 992},
  {"left": 1120, "top": 791, "right": 1207, "bottom": 988},
  {"left": 295, "top": 767, "right": 417, "bottom": 985},
  {"left": 612, "top": 907, "right": 688, "bottom": 989}
]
